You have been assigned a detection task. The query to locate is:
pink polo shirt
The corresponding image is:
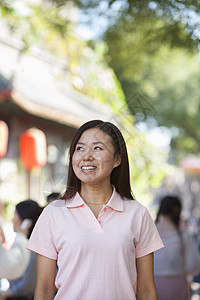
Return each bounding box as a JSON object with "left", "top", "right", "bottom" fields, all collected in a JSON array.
[{"left": 27, "top": 188, "right": 163, "bottom": 300}]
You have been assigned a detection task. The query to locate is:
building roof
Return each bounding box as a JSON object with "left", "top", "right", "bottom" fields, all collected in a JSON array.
[{"left": 0, "top": 35, "right": 112, "bottom": 129}]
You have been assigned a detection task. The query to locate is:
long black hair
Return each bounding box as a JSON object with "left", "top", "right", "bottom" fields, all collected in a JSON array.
[
  {"left": 156, "top": 195, "right": 182, "bottom": 228},
  {"left": 62, "top": 120, "right": 134, "bottom": 200}
]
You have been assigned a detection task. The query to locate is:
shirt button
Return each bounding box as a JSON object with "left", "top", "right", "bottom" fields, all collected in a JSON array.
[{"left": 99, "top": 220, "right": 102, "bottom": 224}]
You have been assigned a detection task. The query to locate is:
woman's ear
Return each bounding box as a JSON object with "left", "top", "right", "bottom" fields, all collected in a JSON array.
[{"left": 114, "top": 155, "right": 121, "bottom": 168}]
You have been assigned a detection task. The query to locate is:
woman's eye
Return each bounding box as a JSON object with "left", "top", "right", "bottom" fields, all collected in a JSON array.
[
  {"left": 76, "top": 146, "right": 83, "bottom": 151},
  {"left": 94, "top": 146, "right": 102, "bottom": 150}
]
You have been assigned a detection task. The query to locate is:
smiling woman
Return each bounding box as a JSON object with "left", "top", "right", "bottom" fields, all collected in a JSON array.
[
  {"left": 65, "top": 120, "right": 131, "bottom": 201},
  {"left": 72, "top": 127, "right": 121, "bottom": 192},
  {"left": 27, "top": 120, "right": 164, "bottom": 300}
]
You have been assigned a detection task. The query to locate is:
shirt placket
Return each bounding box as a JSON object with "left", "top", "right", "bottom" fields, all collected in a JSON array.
[
  {"left": 97, "top": 205, "right": 108, "bottom": 227},
  {"left": 83, "top": 205, "right": 103, "bottom": 232},
  {"left": 83, "top": 204, "right": 108, "bottom": 231}
]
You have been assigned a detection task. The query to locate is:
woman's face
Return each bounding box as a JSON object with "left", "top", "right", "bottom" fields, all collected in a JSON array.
[
  {"left": 72, "top": 128, "right": 120, "bottom": 187},
  {"left": 12, "top": 210, "right": 22, "bottom": 232}
]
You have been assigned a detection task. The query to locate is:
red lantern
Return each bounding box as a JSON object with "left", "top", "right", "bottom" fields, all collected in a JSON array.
[
  {"left": 19, "top": 128, "right": 47, "bottom": 170},
  {"left": 0, "top": 120, "right": 9, "bottom": 158}
]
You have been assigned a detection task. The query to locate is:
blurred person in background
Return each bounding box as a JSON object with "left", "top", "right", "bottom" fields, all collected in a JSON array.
[
  {"left": 0, "top": 199, "right": 43, "bottom": 300},
  {"left": 154, "top": 195, "right": 200, "bottom": 300},
  {"left": 46, "top": 192, "right": 61, "bottom": 205},
  {"left": 0, "top": 208, "right": 29, "bottom": 280},
  {"left": 192, "top": 217, "right": 200, "bottom": 296}
]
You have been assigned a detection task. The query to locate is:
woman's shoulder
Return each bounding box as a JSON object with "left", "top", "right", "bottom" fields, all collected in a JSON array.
[
  {"left": 122, "top": 197, "right": 150, "bottom": 218},
  {"left": 42, "top": 199, "right": 67, "bottom": 216},
  {"left": 46, "top": 199, "right": 66, "bottom": 209},
  {"left": 123, "top": 197, "right": 147, "bottom": 209}
]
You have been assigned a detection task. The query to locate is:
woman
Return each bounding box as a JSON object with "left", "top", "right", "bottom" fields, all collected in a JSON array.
[
  {"left": 0, "top": 199, "right": 43, "bottom": 300},
  {"left": 0, "top": 201, "right": 31, "bottom": 280},
  {"left": 154, "top": 195, "right": 200, "bottom": 300},
  {"left": 27, "top": 120, "right": 163, "bottom": 300}
]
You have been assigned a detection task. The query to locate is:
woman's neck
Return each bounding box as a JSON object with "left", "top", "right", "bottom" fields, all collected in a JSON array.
[{"left": 80, "top": 183, "right": 113, "bottom": 204}]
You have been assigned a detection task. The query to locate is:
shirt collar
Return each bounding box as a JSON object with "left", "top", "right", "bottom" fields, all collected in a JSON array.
[
  {"left": 65, "top": 186, "right": 124, "bottom": 212},
  {"left": 65, "top": 193, "right": 84, "bottom": 208},
  {"left": 106, "top": 187, "right": 124, "bottom": 212}
]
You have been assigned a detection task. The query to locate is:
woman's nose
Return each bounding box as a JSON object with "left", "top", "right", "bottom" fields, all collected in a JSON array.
[{"left": 83, "top": 148, "right": 93, "bottom": 160}]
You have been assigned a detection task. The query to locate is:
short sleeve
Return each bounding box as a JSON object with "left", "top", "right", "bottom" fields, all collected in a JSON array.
[
  {"left": 27, "top": 208, "right": 57, "bottom": 260},
  {"left": 135, "top": 208, "right": 164, "bottom": 259}
]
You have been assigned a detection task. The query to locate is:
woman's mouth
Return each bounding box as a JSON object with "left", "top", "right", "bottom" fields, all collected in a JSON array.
[{"left": 81, "top": 166, "right": 96, "bottom": 171}]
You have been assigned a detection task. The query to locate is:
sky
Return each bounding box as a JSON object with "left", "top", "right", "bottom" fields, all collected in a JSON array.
[{"left": 136, "top": 122, "right": 171, "bottom": 149}]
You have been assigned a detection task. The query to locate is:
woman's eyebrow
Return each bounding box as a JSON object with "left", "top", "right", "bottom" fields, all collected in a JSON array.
[
  {"left": 76, "top": 142, "right": 85, "bottom": 145},
  {"left": 77, "top": 141, "right": 105, "bottom": 145},
  {"left": 92, "top": 142, "right": 105, "bottom": 145}
]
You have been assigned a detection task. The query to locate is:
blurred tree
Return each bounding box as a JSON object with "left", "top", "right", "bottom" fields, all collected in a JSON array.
[
  {"left": 104, "top": 17, "right": 200, "bottom": 160},
  {"left": 143, "top": 47, "right": 200, "bottom": 158},
  {"left": 0, "top": 2, "right": 71, "bottom": 51},
  {"left": 47, "top": 0, "right": 200, "bottom": 43},
  {"left": 42, "top": 0, "right": 200, "bottom": 159}
]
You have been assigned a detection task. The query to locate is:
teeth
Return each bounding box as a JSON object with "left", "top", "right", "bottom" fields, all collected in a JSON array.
[{"left": 81, "top": 166, "right": 96, "bottom": 170}]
